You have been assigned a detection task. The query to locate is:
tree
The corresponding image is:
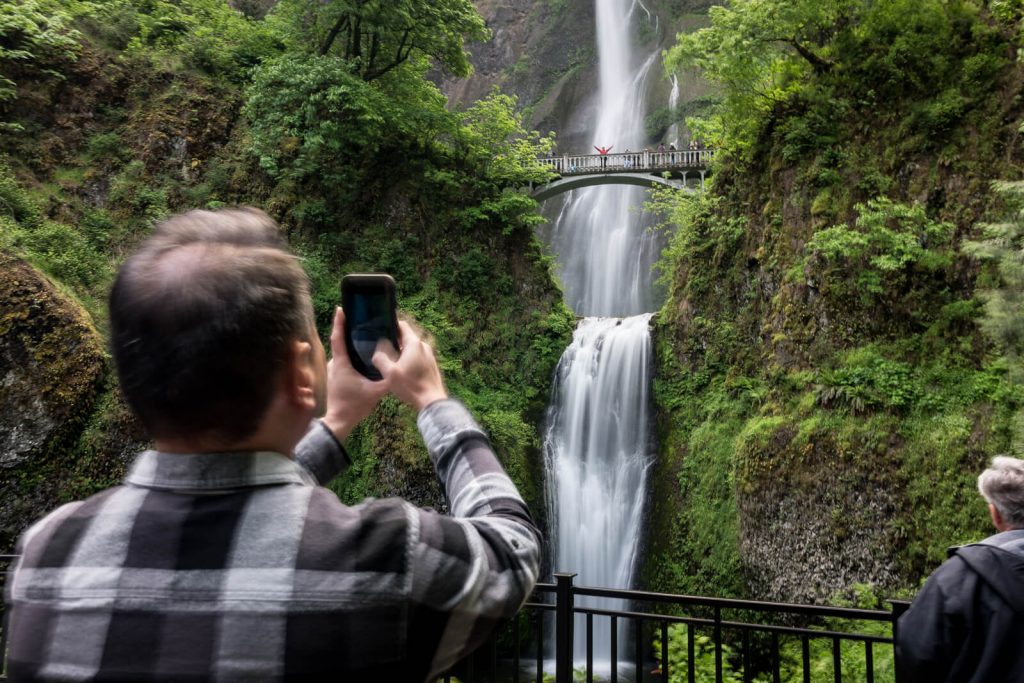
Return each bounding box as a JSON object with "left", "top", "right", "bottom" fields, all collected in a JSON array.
[{"left": 269, "top": 0, "right": 488, "bottom": 81}]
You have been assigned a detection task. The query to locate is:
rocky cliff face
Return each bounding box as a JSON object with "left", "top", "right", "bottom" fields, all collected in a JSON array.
[
  {"left": 442, "top": 0, "right": 716, "bottom": 152},
  {"left": 0, "top": 252, "right": 146, "bottom": 552}
]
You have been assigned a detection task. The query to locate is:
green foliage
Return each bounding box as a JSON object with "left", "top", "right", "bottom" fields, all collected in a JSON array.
[
  {"left": 0, "top": 0, "right": 81, "bottom": 130},
  {"left": 965, "top": 181, "right": 1024, "bottom": 359},
  {"left": 665, "top": 0, "right": 853, "bottom": 157},
  {"left": 816, "top": 348, "right": 918, "bottom": 414},
  {"left": 269, "top": 0, "right": 488, "bottom": 81},
  {"left": 246, "top": 54, "right": 417, "bottom": 185},
  {"left": 654, "top": 623, "right": 752, "bottom": 683},
  {"left": 804, "top": 197, "right": 954, "bottom": 302},
  {"left": 0, "top": 164, "right": 111, "bottom": 319},
  {"left": 456, "top": 90, "right": 555, "bottom": 187},
  {"left": 85, "top": 0, "right": 280, "bottom": 80},
  {"left": 645, "top": 96, "right": 719, "bottom": 143},
  {"left": 965, "top": 180, "right": 1024, "bottom": 453},
  {"left": 668, "top": 0, "right": 1013, "bottom": 164}
]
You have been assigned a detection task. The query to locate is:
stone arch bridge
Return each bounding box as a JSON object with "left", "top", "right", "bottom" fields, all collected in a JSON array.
[{"left": 529, "top": 149, "right": 713, "bottom": 201}]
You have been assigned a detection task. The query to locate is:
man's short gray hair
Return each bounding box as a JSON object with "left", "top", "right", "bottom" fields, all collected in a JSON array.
[
  {"left": 110, "top": 207, "right": 315, "bottom": 443},
  {"left": 978, "top": 456, "right": 1024, "bottom": 530}
]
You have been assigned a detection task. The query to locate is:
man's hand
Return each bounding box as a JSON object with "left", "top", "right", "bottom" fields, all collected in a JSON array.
[
  {"left": 373, "top": 320, "right": 448, "bottom": 412},
  {"left": 321, "top": 307, "right": 391, "bottom": 441}
]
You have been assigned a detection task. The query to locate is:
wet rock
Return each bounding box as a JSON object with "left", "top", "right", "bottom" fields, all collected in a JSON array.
[
  {"left": 0, "top": 251, "right": 105, "bottom": 549},
  {"left": 0, "top": 251, "right": 105, "bottom": 469}
]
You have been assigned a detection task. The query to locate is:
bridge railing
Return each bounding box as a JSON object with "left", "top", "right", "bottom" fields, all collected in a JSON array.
[{"left": 539, "top": 149, "right": 714, "bottom": 175}]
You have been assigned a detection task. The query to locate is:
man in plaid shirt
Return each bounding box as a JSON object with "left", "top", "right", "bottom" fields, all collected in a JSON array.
[{"left": 5, "top": 208, "right": 542, "bottom": 681}]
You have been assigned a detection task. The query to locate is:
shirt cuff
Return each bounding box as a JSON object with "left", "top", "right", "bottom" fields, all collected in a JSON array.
[
  {"left": 294, "top": 419, "right": 352, "bottom": 485},
  {"left": 416, "top": 399, "right": 487, "bottom": 466}
]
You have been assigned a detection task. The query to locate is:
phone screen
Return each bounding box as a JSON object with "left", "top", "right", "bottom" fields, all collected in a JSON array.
[{"left": 342, "top": 274, "right": 398, "bottom": 381}]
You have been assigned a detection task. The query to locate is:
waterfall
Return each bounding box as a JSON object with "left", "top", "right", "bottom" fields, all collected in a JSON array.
[
  {"left": 543, "top": 315, "right": 653, "bottom": 664},
  {"left": 539, "top": 0, "right": 661, "bottom": 670},
  {"left": 668, "top": 73, "right": 680, "bottom": 147}
]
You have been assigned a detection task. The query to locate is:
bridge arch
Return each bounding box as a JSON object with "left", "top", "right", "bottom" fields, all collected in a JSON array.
[{"left": 530, "top": 172, "right": 691, "bottom": 202}]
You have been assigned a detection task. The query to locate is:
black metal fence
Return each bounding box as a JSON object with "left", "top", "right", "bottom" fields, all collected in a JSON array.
[
  {"left": 0, "top": 558, "right": 910, "bottom": 683},
  {"left": 440, "top": 573, "right": 912, "bottom": 683}
]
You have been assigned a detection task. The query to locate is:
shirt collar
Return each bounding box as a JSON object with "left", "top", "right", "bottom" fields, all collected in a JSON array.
[{"left": 125, "top": 450, "right": 315, "bottom": 491}]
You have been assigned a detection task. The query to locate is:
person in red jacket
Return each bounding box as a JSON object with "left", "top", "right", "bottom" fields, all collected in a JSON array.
[{"left": 594, "top": 144, "right": 612, "bottom": 169}]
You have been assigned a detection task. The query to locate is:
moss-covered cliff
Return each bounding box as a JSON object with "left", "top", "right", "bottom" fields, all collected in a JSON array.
[{"left": 645, "top": 0, "right": 1024, "bottom": 603}]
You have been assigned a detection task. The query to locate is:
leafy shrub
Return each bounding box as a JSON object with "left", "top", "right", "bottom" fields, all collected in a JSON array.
[
  {"left": 804, "top": 197, "right": 954, "bottom": 301},
  {"left": 653, "top": 623, "right": 751, "bottom": 683},
  {"left": 816, "top": 348, "right": 918, "bottom": 413}
]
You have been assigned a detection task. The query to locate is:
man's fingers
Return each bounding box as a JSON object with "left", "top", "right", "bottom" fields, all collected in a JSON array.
[
  {"left": 397, "top": 320, "right": 419, "bottom": 350},
  {"left": 330, "top": 307, "right": 346, "bottom": 360}
]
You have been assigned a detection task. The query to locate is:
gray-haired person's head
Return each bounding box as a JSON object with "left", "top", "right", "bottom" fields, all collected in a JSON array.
[
  {"left": 109, "top": 207, "right": 315, "bottom": 444},
  {"left": 978, "top": 456, "right": 1024, "bottom": 530}
]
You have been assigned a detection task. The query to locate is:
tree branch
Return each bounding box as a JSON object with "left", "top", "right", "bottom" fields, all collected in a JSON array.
[
  {"left": 319, "top": 14, "right": 350, "bottom": 56},
  {"left": 777, "top": 36, "right": 833, "bottom": 74},
  {"left": 363, "top": 29, "right": 410, "bottom": 81}
]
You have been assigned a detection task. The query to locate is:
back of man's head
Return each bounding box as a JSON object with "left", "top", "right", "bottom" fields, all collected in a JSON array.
[
  {"left": 109, "top": 208, "right": 314, "bottom": 444},
  {"left": 979, "top": 456, "right": 1024, "bottom": 530}
]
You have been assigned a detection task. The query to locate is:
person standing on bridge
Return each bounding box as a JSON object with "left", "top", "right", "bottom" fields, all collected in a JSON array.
[
  {"left": 594, "top": 144, "right": 612, "bottom": 169},
  {"left": 897, "top": 456, "right": 1024, "bottom": 682}
]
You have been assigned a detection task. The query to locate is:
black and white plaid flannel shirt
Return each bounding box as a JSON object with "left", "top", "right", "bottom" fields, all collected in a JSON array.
[{"left": 5, "top": 399, "right": 541, "bottom": 681}]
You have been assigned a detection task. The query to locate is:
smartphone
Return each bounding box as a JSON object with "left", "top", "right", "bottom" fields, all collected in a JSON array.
[{"left": 342, "top": 273, "right": 400, "bottom": 381}]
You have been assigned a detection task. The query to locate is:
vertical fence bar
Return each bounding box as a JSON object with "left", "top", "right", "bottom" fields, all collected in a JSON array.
[
  {"left": 891, "top": 600, "right": 911, "bottom": 683},
  {"left": 802, "top": 636, "right": 811, "bottom": 683},
  {"left": 513, "top": 614, "right": 521, "bottom": 683},
  {"left": 466, "top": 647, "right": 474, "bottom": 683},
  {"left": 688, "top": 623, "right": 696, "bottom": 683},
  {"left": 743, "top": 628, "right": 751, "bottom": 683},
  {"left": 832, "top": 636, "right": 842, "bottom": 683},
  {"left": 772, "top": 632, "right": 781, "bottom": 683},
  {"left": 661, "top": 620, "right": 669, "bottom": 682},
  {"left": 554, "top": 573, "right": 576, "bottom": 683},
  {"left": 611, "top": 615, "right": 618, "bottom": 683},
  {"left": 865, "top": 641, "right": 874, "bottom": 683},
  {"left": 634, "top": 618, "right": 643, "bottom": 683},
  {"left": 587, "top": 613, "right": 594, "bottom": 683},
  {"left": 714, "top": 606, "right": 723, "bottom": 683},
  {"left": 536, "top": 609, "right": 544, "bottom": 683}
]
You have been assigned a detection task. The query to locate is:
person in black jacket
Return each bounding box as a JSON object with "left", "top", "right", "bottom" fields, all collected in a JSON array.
[{"left": 897, "top": 456, "right": 1024, "bottom": 682}]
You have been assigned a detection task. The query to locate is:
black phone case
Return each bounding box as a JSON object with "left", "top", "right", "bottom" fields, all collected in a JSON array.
[{"left": 341, "top": 274, "right": 399, "bottom": 381}]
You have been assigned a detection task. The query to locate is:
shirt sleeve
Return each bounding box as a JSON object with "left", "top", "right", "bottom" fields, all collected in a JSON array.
[
  {"left": 294, "top": 419, "right": 352, "bottom": 485},
  {"left": 408, "top": 399, "right": 542, "bottom": 680}
]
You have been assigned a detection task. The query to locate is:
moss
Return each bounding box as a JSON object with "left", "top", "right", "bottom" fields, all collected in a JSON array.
[{"left": 0, "top": 251, "right": 107, "bottom": 551}]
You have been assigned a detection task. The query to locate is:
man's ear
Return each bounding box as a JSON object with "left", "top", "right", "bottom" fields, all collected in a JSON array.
[
  {"left": 287, "top": 339, "right": 317, "bottom": 411},
  {"left": 990, "top": 502, "right": 1010, "bottom": 532}
]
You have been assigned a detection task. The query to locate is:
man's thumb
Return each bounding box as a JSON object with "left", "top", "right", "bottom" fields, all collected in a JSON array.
[{"left": 372, "top": 338, "right": 399, "bottom": 377}]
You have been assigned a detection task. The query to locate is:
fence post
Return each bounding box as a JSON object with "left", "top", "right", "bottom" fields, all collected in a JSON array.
[
  {"left": 889, "top": 600, "right": 911, "bottom": 683},
  {"left": 555, "top": 572, "right": 577, "bottom": 683}
]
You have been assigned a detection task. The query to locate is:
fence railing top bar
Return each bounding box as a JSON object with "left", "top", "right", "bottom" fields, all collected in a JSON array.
[
  {"left": 570, "top": 606, "right": 893, "bottom": 644},
  {"left": 567, "top": 584, "right": 894, "bottom": 620}
]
